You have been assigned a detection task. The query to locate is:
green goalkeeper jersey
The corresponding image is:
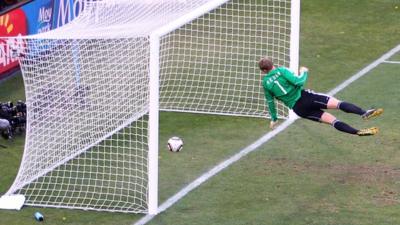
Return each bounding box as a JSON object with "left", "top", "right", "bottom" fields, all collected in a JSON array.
[{"left": 262, "top": 66, "right": 308, "bottom": 121}]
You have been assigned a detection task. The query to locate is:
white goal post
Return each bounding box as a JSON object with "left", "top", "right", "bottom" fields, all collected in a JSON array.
[{"left": 0, "top": 0, "right": 300, "bottom": 215}]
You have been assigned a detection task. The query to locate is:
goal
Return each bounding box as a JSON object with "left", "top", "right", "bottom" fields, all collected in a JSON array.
[{"left": 0, "top": 0, "right": 300, "bottom": 214}]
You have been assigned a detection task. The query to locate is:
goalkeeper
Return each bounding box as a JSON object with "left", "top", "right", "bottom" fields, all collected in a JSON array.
[{"left": 259, "top": 57, "right": 383, "bottom": 136}]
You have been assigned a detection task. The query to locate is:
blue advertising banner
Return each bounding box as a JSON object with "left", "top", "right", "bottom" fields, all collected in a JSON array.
[
  {"left": 52, "top": 0, "right": 84, "bottom": 29},
  {"left": 21, "top": 0, "right": 54, "bottom": 34}
]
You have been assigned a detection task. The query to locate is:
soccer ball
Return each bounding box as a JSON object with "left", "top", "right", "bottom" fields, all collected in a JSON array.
[{"left": 167, "top": 136, "right": 183, "bottom": 152}]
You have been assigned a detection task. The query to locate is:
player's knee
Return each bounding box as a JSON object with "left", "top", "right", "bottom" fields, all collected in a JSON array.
[
  {"left": 327, "top": 97, "right": 340, "bottom": 109},
  {"left": 320, "top": 112, "right": 336, "bottom": 124}
]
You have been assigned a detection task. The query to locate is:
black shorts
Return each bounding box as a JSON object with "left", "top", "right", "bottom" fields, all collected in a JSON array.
[{"left": 292, "top": 89, "right": 330, "bottom": 122}]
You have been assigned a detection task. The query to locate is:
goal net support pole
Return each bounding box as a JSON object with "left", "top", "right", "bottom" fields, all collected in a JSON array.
[
  {"left": 148, "top": 34, "right": 160, "bottom": 215},
  {"left": 289, "top": 0, "right": 301, "bottom": 120},
  {"left": 290, "top": 0, "right": 300, "bottom": 73}
]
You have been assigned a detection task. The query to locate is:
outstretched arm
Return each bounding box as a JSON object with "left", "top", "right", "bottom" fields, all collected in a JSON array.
[
  {"left": 264, "top": 89, "right": 279, "bottom": 129},
  {"left": 282, "top": 66, "right": 309, "bottom": 86}
]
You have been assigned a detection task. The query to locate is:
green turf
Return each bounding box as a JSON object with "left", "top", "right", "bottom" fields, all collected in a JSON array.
[
  {"left": 1, "top": 0, "right": 400, "bottom": 225},
  {"left": 389, "top": 53, "right": 400, "bottom": 61}
]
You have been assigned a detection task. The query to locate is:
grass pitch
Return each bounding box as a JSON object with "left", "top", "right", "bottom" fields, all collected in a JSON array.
[{"left": 1, "top": 0, "right": 400, "bottom": 225}]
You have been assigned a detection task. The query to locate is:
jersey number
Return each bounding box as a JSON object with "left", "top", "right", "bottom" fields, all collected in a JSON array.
[{"left": 274, "top": 80, "right": 287, "bottom": 94}]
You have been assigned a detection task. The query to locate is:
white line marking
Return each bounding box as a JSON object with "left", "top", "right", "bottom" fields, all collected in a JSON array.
[
  {"left": 383, "top": 60, "right": 400, "bottom": 64},
  {"left": 133, "top": 44, "right": 400, "bottom": 225}
]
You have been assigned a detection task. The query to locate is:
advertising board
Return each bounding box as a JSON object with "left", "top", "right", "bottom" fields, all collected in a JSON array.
[{"left": 0, "top": 0, "right": 84, "bottom": 78}]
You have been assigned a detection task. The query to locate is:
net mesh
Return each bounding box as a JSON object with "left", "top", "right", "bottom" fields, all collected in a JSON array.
[
  {"left": 15, "top": 38, "right": 151, "bottom": 212},
  {"left": 160, "top": 1, "right": 291, "bottom": 117},
  {"left": 5, "top": 0, "right": 293, "bottom": 213}
]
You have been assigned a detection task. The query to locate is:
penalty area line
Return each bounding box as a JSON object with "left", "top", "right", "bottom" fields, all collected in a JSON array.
[
  {"left": 133, "top": 43, "right": 400, "bottom": 225},
  {"left": 328, "top": 44, "right": 400, "bottom": 96},
  {"left": 383, "top": 60, "right": 400, "bottom": 64}
]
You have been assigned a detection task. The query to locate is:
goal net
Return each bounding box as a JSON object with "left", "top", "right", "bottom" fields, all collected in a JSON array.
[{"left": 0, "top": 0, "right": 299, "bottom": 214}]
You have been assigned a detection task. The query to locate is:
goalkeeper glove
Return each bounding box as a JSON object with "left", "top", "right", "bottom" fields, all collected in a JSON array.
[{"left": 299, "top": 66, "right": 308, "bottom": 74}]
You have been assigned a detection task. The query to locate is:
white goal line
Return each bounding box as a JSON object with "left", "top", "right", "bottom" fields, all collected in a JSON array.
[{"left": 134, "top": 43, "right": 400, "bottom": 225}]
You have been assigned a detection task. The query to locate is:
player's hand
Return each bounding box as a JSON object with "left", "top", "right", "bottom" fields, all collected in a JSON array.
[
  {"left": 299, "top": 66, "right": 308, "bottom": 74},
  {"left": 269, "top": 120, "right": 278, "bottom": 129}
]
